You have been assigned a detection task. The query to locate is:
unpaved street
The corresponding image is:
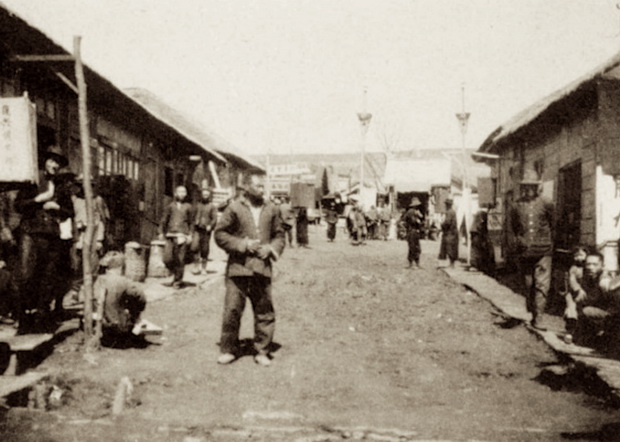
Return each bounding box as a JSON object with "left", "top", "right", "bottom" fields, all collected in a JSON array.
[{"left": 3, "top": 227, "right": 620, "bottom": 441}]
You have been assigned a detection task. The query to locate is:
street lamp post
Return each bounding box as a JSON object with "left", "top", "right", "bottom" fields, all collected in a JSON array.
[
  {"left": 357, "top": 88, "right": 372, "bottom": 206},
  {"left": 455, "top": 84, "right": 471, "bottom": 267}
]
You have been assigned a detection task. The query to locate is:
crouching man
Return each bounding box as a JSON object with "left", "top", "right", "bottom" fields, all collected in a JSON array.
[
  {"left": 95, "top": 251, "right": 147, "bottom": 347},
  {"left": 565, "top": 251, "right": 620, "bottom": 346}
]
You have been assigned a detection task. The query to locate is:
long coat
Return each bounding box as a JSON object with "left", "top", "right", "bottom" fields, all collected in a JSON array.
[{"left": 439, "top": 208, "right": 459, "bottom": 260}]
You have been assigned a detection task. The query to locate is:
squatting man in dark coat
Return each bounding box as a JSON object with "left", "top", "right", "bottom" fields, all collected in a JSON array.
[{"left": 214, "top": 173, "right": 285, "bottom": 366}]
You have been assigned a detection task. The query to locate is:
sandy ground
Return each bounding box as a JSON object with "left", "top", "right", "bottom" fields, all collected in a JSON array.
[{"left": 3, "top": 225, "right": 620, "bottom": 441}]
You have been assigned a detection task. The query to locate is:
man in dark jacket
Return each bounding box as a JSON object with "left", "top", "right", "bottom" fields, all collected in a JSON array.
[
  {"left": 159, "top": 185, "right": 194, "bottom": 289},
  {"left": 325, "top": 204, "right": 339, "bottom": 242},
  {"left": 15, "top": 145, "right": 74, "bottom": 331},
  {"left": 403, "top": 198, "right": 424, "bottom": 269},
  {"left": 214, "top": 173, "right": 285, "bottom": 366},
  {"left": 192, "top": 188, "right": 217, "bottom": 275},
  {"left": 95, "top": 251, "right": 147, "bottom": 347},
  {"left": 438, "top": 198, "right": 458, "bottom": 268},
  {"left": 508, "top": 168, "right": 555, "bottom": 330}
]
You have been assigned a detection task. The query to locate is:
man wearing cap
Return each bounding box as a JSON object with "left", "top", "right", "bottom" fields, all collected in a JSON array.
[
  {"left": 14, "top": 145, "right": 74, "bottom": 330},
  {"left": 403, "top": 197, "right": 424, "bottom": 268},
  {"left": 508, "top": 167, "right": 555, "bottom": 330},
  {"left": 438, "top": 198, "right": 459, "bottom": 268}
]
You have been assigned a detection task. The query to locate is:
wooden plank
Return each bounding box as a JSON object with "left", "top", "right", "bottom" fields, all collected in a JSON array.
[
  {"left": 6, "top": 333, "right": 53, "bottom": 352},
  {"left": 0, "top": 372, "right": 48, "bottom": 398},
  {"left": 12, "top": 54, "right": 74, "bottom": 62}
]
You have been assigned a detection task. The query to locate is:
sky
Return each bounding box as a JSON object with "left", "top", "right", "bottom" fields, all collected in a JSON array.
[{"left": 3, "top": 0, "right": 620, "bottom": 157}]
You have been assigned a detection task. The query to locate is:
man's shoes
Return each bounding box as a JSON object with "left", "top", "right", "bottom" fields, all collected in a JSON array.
[
  {"left": 254, "top": 354, "right": 271, "bottom": 367},
  {"left": 217, "top": 353, "right": 236, "bottom": 365},
  {"left": 530, "top": 319, "right": 547, "bottom": 331},
  {"left": 172, "top": 281, "right": 184, "bottom": 289}
]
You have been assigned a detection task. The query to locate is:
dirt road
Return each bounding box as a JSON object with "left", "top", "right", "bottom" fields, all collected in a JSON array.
[{"left": 3, "top": 226, "right": 620, "bottom": 441}]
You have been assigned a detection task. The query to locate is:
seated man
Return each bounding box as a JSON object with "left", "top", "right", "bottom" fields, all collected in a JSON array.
[
  {"left": 95, "top": 251, "right": 147, "bottom": 346},
  {"left": 566, "top": 251, "right": 620, "bottom": 345}
]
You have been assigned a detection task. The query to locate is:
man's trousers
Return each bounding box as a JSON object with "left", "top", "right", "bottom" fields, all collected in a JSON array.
[
  {"left": 518, "top": 255, "right": 552, "bottom": 321},
  {"left": 220, "top": 275, "right": 275, "bottom": 355}
]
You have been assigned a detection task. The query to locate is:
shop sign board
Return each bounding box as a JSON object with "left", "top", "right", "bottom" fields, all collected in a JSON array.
[{"left": 0, "top": 96, "right": 38, "bottom": 184}]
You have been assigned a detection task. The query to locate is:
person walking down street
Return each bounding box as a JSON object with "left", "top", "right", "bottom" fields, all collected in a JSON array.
[
  {"left": 508, "top": 167, "right": 555, "bottom": 330},
  {"left": 159, "top": 185, "right": 194, "bottom": 289},
  {"left": 325, "top": 204, "right": 339, "bottom": 242},
  {"left": 470, "top": 209, "right": 495, "bottom": 276},
  {"left": 192, "top": 188, "right": 218, "bottom": 275},
  {"left": 296, "top": 207, "right": 310, "bottom": 248},
  {"left": 438, "top": 198, "right": 459, "bottom": 268},
  {"left": 14, "top": 146, "right": 74, "bottom": 331},
  {"left": 214, "top": 173, "right": 285, "bottom": 366},
  {"left": 403, "top": 198, "right": 424, "bottom": 269},
  {"left": 347, "top": 205, "right": 360, "bottom": 245},
  {"left": 279, "top": 198, "right": 295, "bottom": 248}
]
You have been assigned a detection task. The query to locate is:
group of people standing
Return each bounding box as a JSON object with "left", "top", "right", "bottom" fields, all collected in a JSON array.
[
  {"left": 346, "top": 202, "right": 392, "bottom": 245},
  {"left": 158, "top": 186, "right": 218, "bottom": 289},
  {"left": 401, "top": 196, "right": 459, "bottom": 270}
]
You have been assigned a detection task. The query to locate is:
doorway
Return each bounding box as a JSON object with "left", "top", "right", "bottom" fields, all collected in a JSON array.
[{"left": 556, "top": 161, "right": 582, "bottom": 253}]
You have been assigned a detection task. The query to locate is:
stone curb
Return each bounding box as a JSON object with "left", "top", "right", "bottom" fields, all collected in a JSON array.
[{"left": 442, "top": 266, "right": 620, "bottom": 401}]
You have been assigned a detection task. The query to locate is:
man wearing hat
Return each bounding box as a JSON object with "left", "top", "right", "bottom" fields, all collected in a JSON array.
[
  {"left": 508, "top": 166, "right": 555, "bottom": 330},
  {"left": 403, "top": 197, "right": 424, "bottom": 268},
  {"left": 14, "top": 145, "right": 74, "bottom": 330},
  {"left": 439, "top": 197, "right": 459, "bottom": 268}
]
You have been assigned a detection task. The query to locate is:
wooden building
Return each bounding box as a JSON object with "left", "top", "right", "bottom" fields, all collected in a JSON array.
[
  {"left": 476, "top": 51, "right": 620, "bottom": 272},
  {"left": 0, "top": 5, "right": 259, "bottom": 246}
]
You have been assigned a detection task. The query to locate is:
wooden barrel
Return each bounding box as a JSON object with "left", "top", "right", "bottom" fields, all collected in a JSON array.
[
  {"left": 147, "top": 240, "right": 169, "bottom": 278},
  {"left": 124, "top": 241, "right": 146, "bottom": 282}
]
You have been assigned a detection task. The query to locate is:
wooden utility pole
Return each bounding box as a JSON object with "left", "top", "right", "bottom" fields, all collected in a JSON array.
[
  {"left": 74, "top": 36, "right": 96, "bottom": 344},
  {"left": 456, "top": 83, "right": 471, "bottom": 267}
]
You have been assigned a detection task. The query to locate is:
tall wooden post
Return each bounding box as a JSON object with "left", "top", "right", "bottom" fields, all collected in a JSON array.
[{"left": 74, "top": 36, "right": 96, "bottom": 343}]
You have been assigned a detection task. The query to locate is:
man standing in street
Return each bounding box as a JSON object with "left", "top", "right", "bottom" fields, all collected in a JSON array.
[
  {"left": 214, "top": 173, "right": 285, "bottom": 366},
  {"left": 508, "top": 167, "right": 555, "bottom": 330},
  {"left": 15, "top": 145, "right": 74, "bottom": 331},
  {"left": 159, "top": 185, "right": 193, "bottom": 289},
  {"left": 325, "top": 202, "right": 339, "bottom": 242},
  {"left": 403, "top": 197, "right": 424, "bottom": 269},
  {"left": 438, "top": 198, "right": 459, "bottom": 268},
  {"left": 192, "top": 188, "right": 217, "bottom": 275}
]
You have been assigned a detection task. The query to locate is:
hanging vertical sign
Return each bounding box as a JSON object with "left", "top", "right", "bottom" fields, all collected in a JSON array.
[{"left": 0, "top": 94, "right": 38, "bottom": 184}]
